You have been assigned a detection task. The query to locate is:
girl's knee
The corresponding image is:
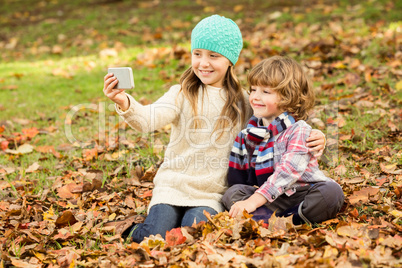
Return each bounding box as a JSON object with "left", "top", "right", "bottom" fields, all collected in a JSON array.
[{"left": 182, "top": 207, "right": 217, "bottom": 226}]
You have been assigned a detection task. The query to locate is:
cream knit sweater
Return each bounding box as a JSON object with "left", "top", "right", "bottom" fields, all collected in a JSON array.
[{"left": 116, "top": 84, "right": 251, "bottom": 213}]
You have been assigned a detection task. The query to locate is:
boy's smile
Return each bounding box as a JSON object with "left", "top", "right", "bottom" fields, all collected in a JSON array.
[{"left": 249, "top": 86, "right": 283, "bottom": 125}]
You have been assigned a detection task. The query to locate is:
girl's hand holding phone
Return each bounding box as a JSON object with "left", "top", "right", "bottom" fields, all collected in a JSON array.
[{"left": 103, "top": 73, "right": 130, "bottom": 111}]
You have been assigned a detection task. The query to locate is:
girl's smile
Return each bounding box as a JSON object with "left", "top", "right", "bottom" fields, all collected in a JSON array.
[{"left": 192, "top": 49, "right": 231, "bottom": 88}]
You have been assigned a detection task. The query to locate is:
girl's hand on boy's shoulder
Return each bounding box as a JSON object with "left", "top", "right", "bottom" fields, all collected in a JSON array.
[
  {"left": 306, "top": 130, "right": 326, "bottom": 157},
  {"left": 103, "top": 73, "right": 130, "bottom": 111}
]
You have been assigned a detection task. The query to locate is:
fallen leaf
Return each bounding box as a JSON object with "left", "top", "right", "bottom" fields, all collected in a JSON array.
[
  {"left": 1, "top": 140, "right": 9, "bottom": 150},
  {"left": 5, "top": 143, "right": 34, "bottom": 155},
  {"left": 396, "top": 80, "right": 402, "bottom": 91},
  {"left": 22, "top": 127, "right": 39, "bottom": 138},
  {"left": 166, "top": 227, "right": 186, "bottom": 246},
  {"left": 52, "top": 68, "right": 73, "bottom": 79},
  {"left": 35, "top": 145, "right": 61, "bottom": 158},
  {"left": 380, "top": 163, "right": 402, "bottom": 175},
  {"left": 26, "top": 162, "right": 41, "bottom": 173},
  {"left": 10, "top": 258, "right": 41, "bottom": 268},
  {"left": 349, "top": 187, "right": 380, "bottom": 205},
  {"left": 140, "top": 165, "right": 156, "bottom": 181},
  {"left": 389, "top": 210, "right": 402, "bottom": 219},
  {"left": 334, "top": 164, "right": 347, "bottom": 176},
  {"left": 55, "top": 210, "right": 78, "bottom": 228},
  {"left": 233, "top": 5, "right": 244, "bottom": 12},
  {"left": 1, "top": 85, "right": 18, "bottom": 90}
]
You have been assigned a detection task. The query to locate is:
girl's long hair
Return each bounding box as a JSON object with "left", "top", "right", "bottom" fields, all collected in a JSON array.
[{"left": 179, "top": 66, "right": 246, "bottom": 136}]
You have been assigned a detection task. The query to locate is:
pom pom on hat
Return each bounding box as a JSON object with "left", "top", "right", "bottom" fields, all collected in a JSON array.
[{"left": 191, "top": 15, "right": 243, "bottom": 66}]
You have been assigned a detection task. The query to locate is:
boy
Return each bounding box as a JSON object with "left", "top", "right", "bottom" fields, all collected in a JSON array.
[{"left": 222, "top": 56, "right": 344, "bottom": 225}]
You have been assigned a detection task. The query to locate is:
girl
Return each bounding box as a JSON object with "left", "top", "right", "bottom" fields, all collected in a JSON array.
[
  {"left": 222, "top": 56, "right": 344, "bottom": 225},
  {"left": 103, "top": 15, "right": 326, "bottom": 242}
]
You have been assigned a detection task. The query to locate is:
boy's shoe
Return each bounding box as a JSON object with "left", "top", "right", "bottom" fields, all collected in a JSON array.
[{"left": 104, "top": 215, "right": 145, "bottom": 238}]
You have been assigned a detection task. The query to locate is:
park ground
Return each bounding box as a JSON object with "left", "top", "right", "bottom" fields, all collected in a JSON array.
[{"left": 0, "top": 0, "right": 401, "bottom": 267}]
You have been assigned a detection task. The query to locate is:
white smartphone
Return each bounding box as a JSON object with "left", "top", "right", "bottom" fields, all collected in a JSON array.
[{"left": 107, "top": 67, "right": 135, "bottom": 89}]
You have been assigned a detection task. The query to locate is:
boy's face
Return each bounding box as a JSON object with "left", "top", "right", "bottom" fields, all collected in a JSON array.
[
  {"left": 191, "top": 49, "right": 231, "bottom": 88},
  {"left": 249, "top": 86, "right": 283, "bottom": 124}
]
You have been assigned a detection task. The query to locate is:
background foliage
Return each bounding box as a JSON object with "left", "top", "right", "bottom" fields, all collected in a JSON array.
[{"left": 0, "top": 0, "right": 401, "bottom": 267}]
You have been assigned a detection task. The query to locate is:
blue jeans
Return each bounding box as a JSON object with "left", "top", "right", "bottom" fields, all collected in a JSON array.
[{"left": 130, "top": 204, "right": 217, "bottom": 243}]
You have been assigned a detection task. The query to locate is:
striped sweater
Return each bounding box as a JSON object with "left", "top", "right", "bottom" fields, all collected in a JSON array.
[{"left": 228, "top": 116, "right": 331, "bottom": 203}]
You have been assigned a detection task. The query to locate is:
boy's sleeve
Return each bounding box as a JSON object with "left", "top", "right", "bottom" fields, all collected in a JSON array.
[
  {"left": 256, "top": 123, "right": 312, "bottom": 202},
  {"left": 227, "top": 131, "right": 249, "bottom": 186},
  {"left": 115, "top": 85, "right": 182, "bottom": 133}
]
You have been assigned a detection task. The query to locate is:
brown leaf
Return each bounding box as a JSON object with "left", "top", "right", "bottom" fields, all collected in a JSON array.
[
  {"left": 268, "top": 212, "right": 294, "bottom": 233},
  {"left": 354, "top": 100, "right": 374, "bottom": 108},
  {"left": 348, "top": 187, "right": 380, "bottom": 205},
  {"left": 55, "top": 210, "right": 78, "bottom": 228},
  {"left": 334, "top": 164, "right": 347, "bottom": 176},
  {"left": 10, "top": 258, "right": 41, "bottom": 268},
  {"left": 103, "top": 215, "right": 143, "bottom": 235},
  {"left": 380, "top": 163, "right": 401, "bottom": 175},
  {"left": 57, "top": 183, "right": 77, "bottom": 199},
  {"left": 140, "top": 165, "right": 156, "bottom": 181},
  {"left": 349, "top": 208, "right": 359, "bottom": 218},
  {"left": 125, "top": 195, "right": 136, "bottom": 209}
]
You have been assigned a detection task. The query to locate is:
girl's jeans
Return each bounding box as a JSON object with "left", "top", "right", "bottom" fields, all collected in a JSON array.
[{"left": 131, "top": 204, "right": 217, "bottom": 243}]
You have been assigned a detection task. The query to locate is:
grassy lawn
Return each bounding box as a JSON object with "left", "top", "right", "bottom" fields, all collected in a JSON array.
[{"left": 0, "top": 0, "right": 401, "bottom": 267}]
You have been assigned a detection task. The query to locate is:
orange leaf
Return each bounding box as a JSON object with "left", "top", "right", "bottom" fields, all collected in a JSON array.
[
  {"left": 138, "top": 190, "right": 153, "bottom": 198},
  {"left": 349, "top": 208, "right": 359, "bottom": 218},
  {"left": 165, "top": 227, "right": 186, "bottom": 246},
  {"left": 1, "top": 140, "right": 9, "bottom": 151},
  {"left": 83, "top": 148, "right": 98, "bottom": 161},
  {"left": 22, "top": 127, "right": 39, "bottom": 139},
  {"left": 35, "top": 145, "right": 61, "bottom": 158}
]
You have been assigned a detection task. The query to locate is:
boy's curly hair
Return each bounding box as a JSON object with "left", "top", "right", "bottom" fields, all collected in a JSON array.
[{"left": 247, "top": 56, "right": 315, "bottom": 120}]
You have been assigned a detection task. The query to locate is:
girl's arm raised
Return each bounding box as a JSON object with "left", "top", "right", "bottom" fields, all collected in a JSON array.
[
  {"left": 115, "top": 85, "right": 183, "bottom": 133},
  {"left": 103, "top": 73, "right": 130, "bottom": 111}
]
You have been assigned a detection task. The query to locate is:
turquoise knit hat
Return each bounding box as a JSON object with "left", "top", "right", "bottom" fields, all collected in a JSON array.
[{"left": 191, "top": 15, "right": 243, "bottom": 66}]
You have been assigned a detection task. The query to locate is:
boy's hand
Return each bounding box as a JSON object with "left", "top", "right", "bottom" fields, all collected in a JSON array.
[
  {"left": 229, "top": 193, "right": 266, "bottom": 218},
  {"left": 103, "top": 73, "right": 130, "bottom": 111},
  {"left": 306, "top": 130, "right": 326, "bottom": 157},
  {"left": 229, "top": 200, "right": 257, "bottom": 218}
]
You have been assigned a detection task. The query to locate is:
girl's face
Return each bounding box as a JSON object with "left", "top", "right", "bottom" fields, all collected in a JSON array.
[
  {"left": 249, "top": 86, "right": 283, "bottom": 125},
  {"left": 192, "top": 49, "right": 231, "bottom": 88}
]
